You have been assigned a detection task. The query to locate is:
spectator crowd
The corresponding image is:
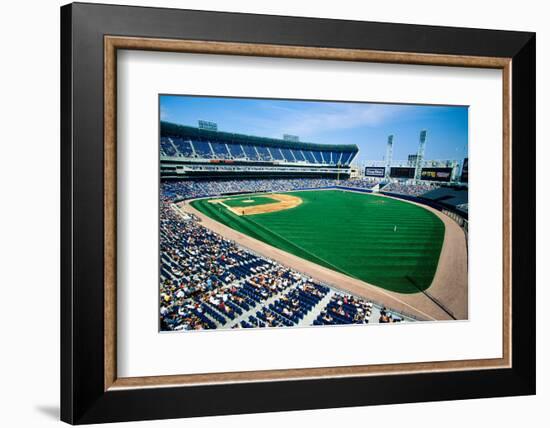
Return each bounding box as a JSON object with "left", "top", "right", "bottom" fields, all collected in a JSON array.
[
  {"left": 159, "top": 177, "right": 414, "bottom": 331},
  {"left": 381, "top": 181, "right": 440, "bottom": 197}
]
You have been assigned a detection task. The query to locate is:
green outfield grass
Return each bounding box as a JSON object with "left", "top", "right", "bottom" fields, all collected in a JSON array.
[
  {"left": 221, "top": 195, "right": 278, "bottom": 208},
  {"left": 191, "top": 190, "right": 445, "bottom": 293}
]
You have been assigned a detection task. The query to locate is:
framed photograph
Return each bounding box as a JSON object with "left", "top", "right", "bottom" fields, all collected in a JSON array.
[{"left": 61, "top": 2, "right": 535, "bottom": 424}]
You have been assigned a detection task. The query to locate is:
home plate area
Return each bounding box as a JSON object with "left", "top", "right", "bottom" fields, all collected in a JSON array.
[{"left": 208, "top": 193, "right": 303, "bottom": 216}]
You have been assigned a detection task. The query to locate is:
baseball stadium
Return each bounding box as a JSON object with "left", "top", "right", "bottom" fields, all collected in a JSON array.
[{"left": 159, "top": 103, "right": 468, "bottom": 332}]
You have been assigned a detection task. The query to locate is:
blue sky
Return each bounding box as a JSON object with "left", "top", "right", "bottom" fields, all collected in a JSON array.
[{"left": 160, "top": 95, "right": 468, "bottom": 162}]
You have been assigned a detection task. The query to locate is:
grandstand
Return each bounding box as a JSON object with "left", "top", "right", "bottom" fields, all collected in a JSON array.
[
  {"left": 379, "top": 183, "right": 468, "bottom": 222},
  {"left": 159, "top": 121, "right": 468, "bottom": 330},
  {"left": 160, "top": 121, "right": 359, "bottom": 180},
  {"left": 421, "top": 186, "right": 468, "bottom": 214},
  {"left": 160, "top": 186, "right": 412, "bottom": 332}
]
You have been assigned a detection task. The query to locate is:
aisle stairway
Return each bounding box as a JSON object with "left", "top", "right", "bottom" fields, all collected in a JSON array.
[
  {"left": 228, "top": 284, "right": 296, "bottom": 328},
  {"left": 297, "top": 289, "right": 336, "bottom": 327}
]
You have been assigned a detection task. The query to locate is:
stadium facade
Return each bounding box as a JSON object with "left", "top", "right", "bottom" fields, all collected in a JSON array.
[{"left": 160, "top": 121, "right": 359, "bottom": 180}]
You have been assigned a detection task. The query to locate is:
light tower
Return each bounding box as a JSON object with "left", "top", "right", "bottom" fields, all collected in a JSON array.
[
  {"left": 414, "top": 130, "right": 427, "bottom": 181},
  {"left": 451, "top": 160, "right": 459, "bottom": 182},
  {"left": 385, "top": 135, "right": 394, "bottom": 178}
]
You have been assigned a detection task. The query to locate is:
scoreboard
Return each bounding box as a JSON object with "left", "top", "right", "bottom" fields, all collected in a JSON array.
[
  {"left": 364, "top": 167, "right": 385, "bottom": 177},
  {"left": 420, "top": 167, "right": 453, "bottom": 182},
  {"left": 390, "top": 167, "right": 415, "bottom": 179}
]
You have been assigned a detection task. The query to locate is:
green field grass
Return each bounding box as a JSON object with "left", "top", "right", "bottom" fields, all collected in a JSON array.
[
  {"left": 191, "top": 190, "right": 445, "bottom": 293},
  {"left": 221, "top": 195, "right": 278, "bottom": 208}
]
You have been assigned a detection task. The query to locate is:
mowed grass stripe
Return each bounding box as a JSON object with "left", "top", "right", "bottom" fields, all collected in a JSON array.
[
  {"left": 192, "top": 198, "right": 334, "bottom": 268},
  {"left": 191, "top": 190, "right": 444, "bottom": 294}
]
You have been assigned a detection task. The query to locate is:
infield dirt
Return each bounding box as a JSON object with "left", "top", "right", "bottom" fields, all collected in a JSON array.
[{"left": 208, "top": 193, "right": 302, "bottom": 216}]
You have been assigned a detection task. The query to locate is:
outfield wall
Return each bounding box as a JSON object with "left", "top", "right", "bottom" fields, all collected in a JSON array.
[
  {"left": 173, "top": 186, "right": 337, "bottom": 204},
  {"left": 335, "top": 186, "right": 374, "bottom": 194}
]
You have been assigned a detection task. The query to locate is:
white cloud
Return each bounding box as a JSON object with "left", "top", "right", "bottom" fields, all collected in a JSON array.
[{"left": 244, "top": 102, "right": 414, "bottom": 139}]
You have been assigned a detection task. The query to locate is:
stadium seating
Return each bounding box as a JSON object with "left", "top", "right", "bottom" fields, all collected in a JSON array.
[
  {"left": 241, "top": 144, "right": 260, "bottom": 161},
  {"left": 162, "top": 178, "right": 331, "bottom": 200},
  {"left": 270, "top": 147, "right": 285, "bottom": 161},
  {"left": 191, "top": 140, "right": 214, "bottom": 158},
  {"left": 160, "top": 138, "right": 178, "bottom": 157},
  {"left": 255, "top": 145, "right": 272, "bottom": 161},
  {"left": 210, "top": 141, "right": 231, "bottom": 159},
  {"left": 382, "top": 182, "right": 440, "bottom": 196},
  {"left": 314, "top": 293, "right": 373, "bottom": 325},
  {"left": 157, "top": 136, "right": 365, "bottom": 165},
  {"left": 343, "top": 179, "right": 378, "bottom": 190},
  {"left": 160, "top": 122, "right": 358, "bottom": 166},
  {"left": 421, "top": 186, "right": 468, "bottom": 209},
  {"left": 227, "top": 143, "right": 247, "bottom": 159},
  {"left": 159, "top": 178, "right": 414, "bottom": 331},
  {"left": 171, "top": 138, "right": 194, "bottom": 157}
]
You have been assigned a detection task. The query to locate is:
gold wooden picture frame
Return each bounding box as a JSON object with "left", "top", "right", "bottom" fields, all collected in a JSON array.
[{"left": 104, "top": 36, "right": 512, "bottom": 391}]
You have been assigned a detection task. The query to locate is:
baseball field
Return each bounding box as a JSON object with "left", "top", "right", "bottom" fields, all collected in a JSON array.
[{"left": 190, "top": 190, "right": 445, "bottom": 294}]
